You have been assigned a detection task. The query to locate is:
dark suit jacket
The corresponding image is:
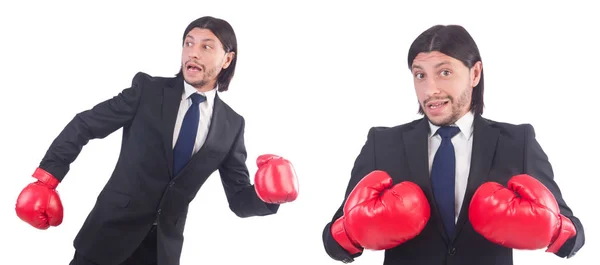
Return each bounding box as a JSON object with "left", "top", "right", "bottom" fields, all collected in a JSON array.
[
  {"left": 322, "top": 114, "right": 585, "bottom": 265},
  {"left": 38, "top": 72, "right": 279, "bottom": 265}
]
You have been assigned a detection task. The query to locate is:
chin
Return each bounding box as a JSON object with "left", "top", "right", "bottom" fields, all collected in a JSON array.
[
  {"left": 183, "top": 75, "right": 197, "bottom": 84},
  {"left": 426, "top": 114, "right": 454, "bottom": 127}
]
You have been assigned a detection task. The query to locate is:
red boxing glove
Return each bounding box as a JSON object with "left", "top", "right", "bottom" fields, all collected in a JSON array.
[
  {"left": 331, "top": 170, "right": 430, "bottom": 254},
  {"left": 254, "top": 154, "right": 299, "bottom": 204},
  {"left": 469, "top": 174, "right": 576, "bottom": 253},
  {"left": 15, "top": 168, "right": 64, "bottom": 229}
]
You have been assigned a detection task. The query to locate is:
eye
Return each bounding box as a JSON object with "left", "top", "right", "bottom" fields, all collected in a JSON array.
[
  {"left": 204, "top": 45, "right": 212, "bottom": 50},
  {"left": 440, "top": 70, "right": 451, "bottom": 76},
  {"left": 415, "top": 73, "right": 425, "bottom": 79},
  {"left": 185, "top": 42, "right": 193, "bottom": 47}
]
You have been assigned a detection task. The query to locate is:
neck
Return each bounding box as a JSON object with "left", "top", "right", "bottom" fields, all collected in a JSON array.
[
  {"left": 457, "top": 109, "right": 472, "bottom": 120},
  {"left": 193, "top": 81, "right": 217, "bottom": 93},
  {"left": 195, "top": 86, "right": 214, "bottom": 93}
]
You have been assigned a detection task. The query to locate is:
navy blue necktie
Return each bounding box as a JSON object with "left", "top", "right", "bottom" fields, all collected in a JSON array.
[
  {"left": 173, "top": 93, "right": 206, "bottom": 176},
  {"left": 431, "top": 126, "right": 460, "bottom": 238}
]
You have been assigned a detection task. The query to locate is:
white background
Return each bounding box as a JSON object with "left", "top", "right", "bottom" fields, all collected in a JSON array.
[{"left": 0, "top": 0, "right": 597, "bottom": 264}]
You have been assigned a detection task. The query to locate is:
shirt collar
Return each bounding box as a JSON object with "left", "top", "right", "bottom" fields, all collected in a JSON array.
[
  {"left": 182, "top": 81, "right": 217, "bottom": 105},
  {"left": 428, "top": 110, "right": 475, "bottom": 140}
]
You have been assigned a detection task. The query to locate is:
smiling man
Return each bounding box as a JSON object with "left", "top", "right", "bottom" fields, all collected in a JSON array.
[
  {"left": 321, "top": 25, "right": 584, "bottom": 265},
  {"left": 15, "top": 16, "right": 299, "bottom": 265}
]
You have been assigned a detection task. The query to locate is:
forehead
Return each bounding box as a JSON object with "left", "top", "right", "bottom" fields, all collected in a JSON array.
[
  {"left": 185, "top": 28, "right": 219, "bottom": 42},
  {"left": 411, "top": 51, "right": 462, "bottom": 69}
]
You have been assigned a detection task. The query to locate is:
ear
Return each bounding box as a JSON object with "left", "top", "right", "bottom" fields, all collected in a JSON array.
[
  {"left": 470, "top": 61, "right": 482, "bottom": 87},
  {"left": 221, "top": 51, "right": 235, "bottom": 70}
]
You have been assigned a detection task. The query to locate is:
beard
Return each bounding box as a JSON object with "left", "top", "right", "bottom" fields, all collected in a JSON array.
[
  {"left": 425, "top": 87, "right": 471, "bottom": 127},
  {"left": 185, "top": 79, "right": 208, "bottom": 88},
  {"left": 181, "top": 62, "right": 218, "bottom": 89}
]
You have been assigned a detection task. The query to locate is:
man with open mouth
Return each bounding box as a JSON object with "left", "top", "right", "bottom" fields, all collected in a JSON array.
[
  {"left": 321, "top": 24, "right": 585, "bottom": 265},
  {"left": 15, "top": 16, "right": 300, "bottom": 265}
]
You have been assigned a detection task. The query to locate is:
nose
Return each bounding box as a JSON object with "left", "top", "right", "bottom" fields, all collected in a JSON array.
[
  {"left": 187, "top": 45, "right": 200, "bottom": 60},
  {"left": 188, "top": 49, "right": 199, "bottom": 59},
  {"left": 423, "top": 78, "right": 440, "bottom": 97}
]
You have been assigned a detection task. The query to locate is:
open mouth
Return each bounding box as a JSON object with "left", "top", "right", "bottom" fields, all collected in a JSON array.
[
  {"left": 186, "top": 63, "right": 202, "bottom": 72},
  {"left": 426, "top": 100, "right": 449, "bottom": 109}
]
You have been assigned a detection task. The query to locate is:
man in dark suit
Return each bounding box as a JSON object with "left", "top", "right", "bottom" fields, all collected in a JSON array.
[
  {"left": 321, "top": 25, "right": 585, "bottom": 265},
  {"left": 15, "top": 16, "right": 299, "bottom": 265}
]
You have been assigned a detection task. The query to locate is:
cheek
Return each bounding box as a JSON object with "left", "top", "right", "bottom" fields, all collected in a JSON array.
[
  {"left": 181, "top": 51, "right": 188, "bottom": 61},
  {"left": 413, "top": 83, "right": 427, "bottom": 101},
  {"left": 198, "top": 53, "right": 214, "bottom": 63},
  {"left": 440, "top": 79, "right": 465, "bottom": 95}
]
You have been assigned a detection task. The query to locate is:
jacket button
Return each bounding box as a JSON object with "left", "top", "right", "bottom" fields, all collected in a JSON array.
[
  {"left": 448, "top": 247, "right": 456, "bottom": 255},
  {"left": 169, "top": 182, "right": 174, "bottom": 187}
]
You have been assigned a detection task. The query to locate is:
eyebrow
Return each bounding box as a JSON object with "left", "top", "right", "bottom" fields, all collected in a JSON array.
[
  {"left": 435, "top": 61, "right": 452, "bottom": 68},
  {"left": 412, "top": 61, "right": 453, "bottom": 70},
  {"left": 185, "top": 35, "right": 216, "bottom": 42}
]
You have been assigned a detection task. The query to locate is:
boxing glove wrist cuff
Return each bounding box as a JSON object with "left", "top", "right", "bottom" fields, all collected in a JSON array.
[
  {"left": 33, "top": 167, "right": 59, "bottom": 189},
  {"left": 546, "top": 214, "right": 577, "bottom": 254},
  {"left": 331, "top": 217, "right": 362, "bottom": 255}
]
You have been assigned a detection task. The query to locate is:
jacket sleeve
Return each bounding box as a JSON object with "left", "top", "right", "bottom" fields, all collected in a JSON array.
[
  {"left": 523, "top": 124, "right": 585, "bottom": 258},
  {"left": 38, "top": 72, "right": 147, "bottom": 182},
  {"left": 218, "top": 116, "right": 279, "bottom": 218},
  {"left": 322, "top": 127, "right": 377, "bottom": 263}
]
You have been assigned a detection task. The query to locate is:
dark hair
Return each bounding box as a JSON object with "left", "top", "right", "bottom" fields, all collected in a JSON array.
[
  {"left": 407, "top": 25, "right": 484, "bottom": 115},
  {"left": 177, "top": 16, "right": 237, "bottom": 92}
]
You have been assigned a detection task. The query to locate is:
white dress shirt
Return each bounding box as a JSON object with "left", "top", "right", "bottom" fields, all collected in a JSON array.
[
  {"left": 172, "top": 82, "right": 217, "bottom": 155},
  {"left": 427, "top": 111, "right": 474, "bottom": 223}
]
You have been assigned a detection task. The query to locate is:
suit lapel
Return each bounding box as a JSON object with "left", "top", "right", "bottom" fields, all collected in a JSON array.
[
  {"left": 402, "top": 118, "right": 450, "bottom": 242},
  {"left": 402, "top": 118, "right": 431, "bottom": 196},
  {"left": 173, "top": 93, "right": 230, "bottom": 179},
  {"left": 161, "top": 76, "right": 184, "bottom": 177},
  {"left": 193, "top": 93, "right": 229, "bottom": 158},
  {"left": 452, "top": 115, "right": 499, "bottom": 240}
]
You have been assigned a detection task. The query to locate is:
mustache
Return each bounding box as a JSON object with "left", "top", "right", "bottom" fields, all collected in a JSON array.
[
  {"left": 184, "top": 60, "right": 205, "bottom": 69},
  {"left": 423, "top": 96, "right": 453, "bottom": 105}
]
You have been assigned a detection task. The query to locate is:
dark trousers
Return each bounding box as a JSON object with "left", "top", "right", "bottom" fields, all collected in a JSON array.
[{"left": 69, "top": 225, "right": 158, "bottom": 265}]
